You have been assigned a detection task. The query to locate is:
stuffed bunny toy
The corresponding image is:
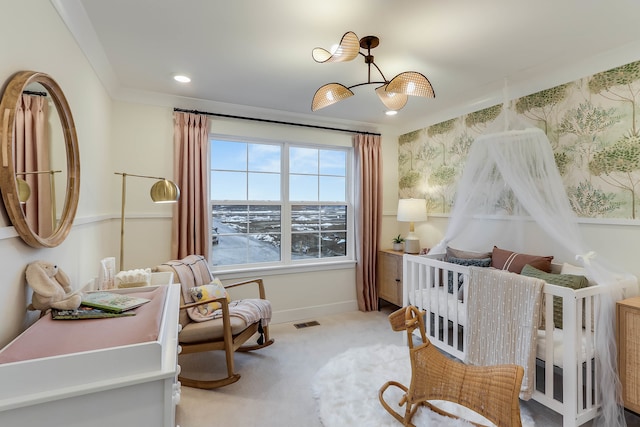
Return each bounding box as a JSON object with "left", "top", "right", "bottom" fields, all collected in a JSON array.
[{"left": 26, "top": 261, "right": 81, "bottom": 311}]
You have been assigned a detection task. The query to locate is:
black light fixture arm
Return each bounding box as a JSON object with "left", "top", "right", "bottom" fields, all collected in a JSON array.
[
  {"left": 346, "top": 62, "right": 388, "bottom": 89},
  {"left": 369, "top": 61, "right": 388, "bottom": 84},
  {"left": 347, "top": 80, "right": 386, "bottom": 90},
  {"left": 347, "top": 37, "right": 389, "bottom": 90}
]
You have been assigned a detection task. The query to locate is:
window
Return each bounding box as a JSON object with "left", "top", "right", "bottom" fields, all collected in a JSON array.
[{"left": 210, "top": 137, "right": 352, "bottom": 269}]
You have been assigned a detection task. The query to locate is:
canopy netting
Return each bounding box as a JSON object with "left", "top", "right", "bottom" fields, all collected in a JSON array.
[{"left": 431, "top": 110, "right": 637, "bottom": 427}]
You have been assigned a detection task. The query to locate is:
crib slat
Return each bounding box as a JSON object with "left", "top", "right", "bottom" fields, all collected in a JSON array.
[{"left": 543, "top": 293, "right": 554, "bottom": 402}]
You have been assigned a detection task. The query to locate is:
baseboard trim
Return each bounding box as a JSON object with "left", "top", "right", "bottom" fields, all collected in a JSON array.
[{"left": 271, "top": 300, "right": 359, "bottom": 324}]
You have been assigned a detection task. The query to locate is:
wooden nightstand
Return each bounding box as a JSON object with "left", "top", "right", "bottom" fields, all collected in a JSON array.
[
  {"left": 617, "top": 296, "right": 640, "bottom": 413},
  {"left": 377, "top": 249, "right": 404, "bottom": 307}
]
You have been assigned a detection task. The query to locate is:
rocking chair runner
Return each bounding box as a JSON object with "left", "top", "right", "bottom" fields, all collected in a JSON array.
[
  {"left": 155, "top": 255, "right": 274, "bottom": 389},
  {"left": 379, "top": 306, "right": 523, "bottom": 427}
]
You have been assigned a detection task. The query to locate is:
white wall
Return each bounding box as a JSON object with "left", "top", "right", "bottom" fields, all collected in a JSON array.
[
  {"left": 110, "top": 101, "right": 175, "bottom": 270},
  {"left": 0, "top": 0, "right": 116, "bottom": 347}
]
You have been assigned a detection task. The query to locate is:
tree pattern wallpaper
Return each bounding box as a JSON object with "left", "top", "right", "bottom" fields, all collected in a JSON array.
[{"left": 399, "top": 60, "right": 640, "bottom": 219}]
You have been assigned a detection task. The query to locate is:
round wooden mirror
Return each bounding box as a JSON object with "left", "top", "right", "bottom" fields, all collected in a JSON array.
[{"left": 0, "top": 71, "right": 80, "bottom": 248}]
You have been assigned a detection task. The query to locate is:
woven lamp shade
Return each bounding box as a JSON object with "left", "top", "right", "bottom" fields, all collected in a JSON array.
[
  {"left": 312, "top": 83, "right": 354, "bottom": 111},
  {"left": 387, "top": 71, "right": 435, "bottom": 98},
  {"left": 312, "top": 31, "right": 360, "bottom": 63},
  {"left": 150, "top": 179, "right": 180, "bottom": 203},
  {"left": 375, "top": 84, "right": 408, "bottom": 111}
]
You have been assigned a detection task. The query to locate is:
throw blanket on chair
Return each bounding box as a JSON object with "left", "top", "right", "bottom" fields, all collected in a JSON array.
[
  {"left": 160, "top": 255, "right": 272, "bottom": 330},
  {"left": 160, "top": 255, "right": 214, "bottom": 322},
  {"left": 465, "top": 266, "right": 544, "bottom": 400},
  {"left": 211, "top": 298, "right": 272, "bottom": 329}
]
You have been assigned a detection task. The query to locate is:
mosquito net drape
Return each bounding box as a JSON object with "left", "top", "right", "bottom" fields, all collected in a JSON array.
[{"left": 431, "top": 110, "right": 637, "bottom": 427}]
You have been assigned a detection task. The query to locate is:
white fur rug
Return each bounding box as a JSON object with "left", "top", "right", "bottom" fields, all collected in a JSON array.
[{"left": 312, "top": 344, "right": 535, "bottom": 427}]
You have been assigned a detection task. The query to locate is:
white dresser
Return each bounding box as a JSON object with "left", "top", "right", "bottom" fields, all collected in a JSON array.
[{"left": 0, "top": 283, "right": 181, "bottom": 427}]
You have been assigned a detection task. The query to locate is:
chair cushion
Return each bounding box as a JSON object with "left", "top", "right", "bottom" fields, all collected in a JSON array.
[
  {"left": 179, "top": 316, "right": 249, "bottom": 343},
  {"left": 189, "top": 278, "right": 230, "bottom": 315}
]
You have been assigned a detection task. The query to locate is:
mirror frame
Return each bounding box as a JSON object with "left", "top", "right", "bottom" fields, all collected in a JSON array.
[{"left": 0, "top": 71, "right": 80, "bottom": 248}]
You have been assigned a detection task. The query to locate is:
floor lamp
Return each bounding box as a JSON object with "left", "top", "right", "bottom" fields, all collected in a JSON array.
[
  {"left": 397, "top": 198, "right": 427, "bottom": 254},
  {"left": 115, "top": 172, "right": 180, "bottom": 271}
]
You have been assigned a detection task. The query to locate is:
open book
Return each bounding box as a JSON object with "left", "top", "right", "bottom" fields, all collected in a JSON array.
[{"left": 81, "top": 292, "right": 150, "bottom": 313}]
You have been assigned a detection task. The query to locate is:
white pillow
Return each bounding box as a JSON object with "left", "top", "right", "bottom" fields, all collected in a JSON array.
[
  {"left": 560, "top": 262, "right": 584, "bottom": 275},
  {"left": 561, "top": 262, "right": 596, "bottom": 286}
]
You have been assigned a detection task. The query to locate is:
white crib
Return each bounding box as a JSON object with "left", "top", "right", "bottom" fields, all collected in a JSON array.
[{"left": 402, "top": 253, "right": 635, "bottom": 427}]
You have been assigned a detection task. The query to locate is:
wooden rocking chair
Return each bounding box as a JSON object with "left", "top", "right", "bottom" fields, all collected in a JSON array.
[
  {"left": 155, "top": 255, "right": 274, "bottom": 389},
  {"left": 379, "top": 306, "right": 523, "bottom": 427}
]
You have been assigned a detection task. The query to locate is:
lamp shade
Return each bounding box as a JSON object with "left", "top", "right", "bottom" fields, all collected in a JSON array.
[
  {"left": 387, "top": 72, "right": 435, "bottom": 98},
  {"left": 312, "top": 83, "right": 354, "bottom": 111},
  {"left": 397, "top": 198, "right": 427, "bottom": 222},
  {"left": 375, "top": 84, "right": 408, "bottom": 111},
  {"left": 312, "top": 31, "right": 360, "bottom": 63},
  {"left": 150, "top": 179, "right": 180, "bottom": 203}
]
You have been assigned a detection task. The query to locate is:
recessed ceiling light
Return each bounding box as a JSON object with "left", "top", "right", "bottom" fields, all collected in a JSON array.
[
  {"left": 174, "top": 75, "right": 191, "bottom": 83},
  {"left": 385, "top": 110, "right": 398, "bottom": 116}
]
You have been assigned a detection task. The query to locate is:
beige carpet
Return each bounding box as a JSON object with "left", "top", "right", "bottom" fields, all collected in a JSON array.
[
  {"left": 175, "top": 308, "right": 401, "bottom": 427},
  {"left": 175, "top": 304, "right": 636, "bottom": 427}
]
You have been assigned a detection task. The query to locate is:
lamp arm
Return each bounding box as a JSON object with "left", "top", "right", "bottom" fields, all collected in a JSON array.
[
  {"left": 116, "top": 172, "right": 162, "bottom": 271},
  {"left": 119, "top": 173, "right": 127, "bottom": 272},
  {"left": 347, "top": 80, "right": 387, "bottom": 90},
  {"left": 344, "top": 58, "right": 389, "bottom": 90},
  {"left": 357, "top": 48, "right": 389, "bottom": 83},
  {"left": 16, "top": 170, "right": 63, "bottom": 175},
  {"left": 369, "top": 61, "right": 388, "bottom": 83},
  {"left": 114, "top": 172, "right": 168, "bottom": 181}
]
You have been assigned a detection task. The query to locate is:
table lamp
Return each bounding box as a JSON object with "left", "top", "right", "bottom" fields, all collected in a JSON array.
[{"left": 397, "top": 198, "right": 427, "bottom": 254}]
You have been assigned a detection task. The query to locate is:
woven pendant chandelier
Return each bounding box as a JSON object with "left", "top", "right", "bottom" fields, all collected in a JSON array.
[{"left": 311, "top": 31, "right": 435, "bottom": 113}]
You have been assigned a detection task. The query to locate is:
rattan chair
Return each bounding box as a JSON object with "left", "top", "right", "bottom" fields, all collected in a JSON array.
[
  {"left": 155, "top": 255, "right": 273, "bottom": 389},
  {"left": 379, "top": 306, "right": 523, "bottom": 427}
]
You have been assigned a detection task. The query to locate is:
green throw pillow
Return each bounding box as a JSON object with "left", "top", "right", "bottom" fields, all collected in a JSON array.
[{"left": 520, "top": 264, "right": 589, "bottom": 329}]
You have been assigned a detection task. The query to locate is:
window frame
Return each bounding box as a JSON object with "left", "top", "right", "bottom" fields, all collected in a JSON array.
[{"left": 209, "top": 134, "right": 354, "bottom": 274}]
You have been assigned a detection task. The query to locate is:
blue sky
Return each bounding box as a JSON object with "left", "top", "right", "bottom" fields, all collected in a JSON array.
[{"left": 210, "top": 139, "right": 346, "bottom": 202}]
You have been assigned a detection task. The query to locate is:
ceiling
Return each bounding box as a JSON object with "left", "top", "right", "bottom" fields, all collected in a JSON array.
[{"left": 53, "top": 0, "right": 640, "bottom": 134}]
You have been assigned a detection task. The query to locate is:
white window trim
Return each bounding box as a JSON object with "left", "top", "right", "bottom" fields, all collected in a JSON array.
[{"left": 209, "top": 134, "right": 355, "bottom": 274}]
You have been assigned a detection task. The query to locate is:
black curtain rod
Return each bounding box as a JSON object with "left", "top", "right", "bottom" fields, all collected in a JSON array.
[
  {"left": 23, "top": 90, "right": 47, "bottom": 97},
  {"left": 173, "top": 108, "right": 381, "bottom": 136}
]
